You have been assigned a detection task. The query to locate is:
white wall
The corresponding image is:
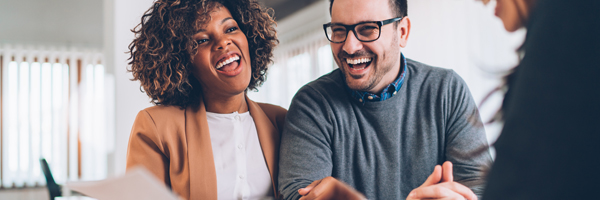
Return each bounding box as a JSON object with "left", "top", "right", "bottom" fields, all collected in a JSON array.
[
  {"left": 402, "top": 0, "right": 526, "bottom": 145},
  {"left": 0, "top": 0, "right": 103, "bottom": 48},
  {"left": 103, "top": 0, "right": 155, "bottom": 178}
]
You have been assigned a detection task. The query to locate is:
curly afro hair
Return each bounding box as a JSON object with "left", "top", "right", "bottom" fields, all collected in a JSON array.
[{"left": 128, "top": 0, "right": 278, "bottom": 108}]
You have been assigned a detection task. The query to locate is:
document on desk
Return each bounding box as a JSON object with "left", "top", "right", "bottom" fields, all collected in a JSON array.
[{"left": 66, "top": 166, "right": 181, "bottom": 200}]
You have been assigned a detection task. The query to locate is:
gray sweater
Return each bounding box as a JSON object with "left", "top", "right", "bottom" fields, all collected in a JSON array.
[{"left": 278, "top": 59, "right": 492, "bottom": 200}]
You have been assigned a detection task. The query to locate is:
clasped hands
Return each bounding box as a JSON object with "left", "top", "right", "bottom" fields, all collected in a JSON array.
[{"left": 297, "top": 161, "right": 477, "bottom": 200}]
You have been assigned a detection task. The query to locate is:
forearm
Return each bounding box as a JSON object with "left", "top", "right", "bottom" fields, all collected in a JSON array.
[
  {"left": 444, "top": 71, "right": 493, "bottom": 198},
  {"left": 278, "top": 128, "right": 333, "bottom": 200},
  {"left": 279, "top": 86, "right": 337, "bottom": 200}
]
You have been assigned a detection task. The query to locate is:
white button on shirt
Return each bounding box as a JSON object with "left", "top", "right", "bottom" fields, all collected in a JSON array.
[{"left": 206, "top": 111, "right": 272, "bottom": 200}]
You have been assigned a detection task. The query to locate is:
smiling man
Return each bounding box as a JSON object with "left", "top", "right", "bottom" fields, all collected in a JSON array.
[{"left": 278, "top": 0, "right": 492, "bottom": 199}]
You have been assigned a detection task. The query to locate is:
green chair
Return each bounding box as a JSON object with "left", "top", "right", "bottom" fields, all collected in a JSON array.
[{"left": 40, "top": 158, "right": 62, "bottom": 200}]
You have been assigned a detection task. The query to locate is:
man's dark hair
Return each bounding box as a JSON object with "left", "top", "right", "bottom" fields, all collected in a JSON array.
[{"left": 329, "top": 0, "right": 407, "bottom": 18}]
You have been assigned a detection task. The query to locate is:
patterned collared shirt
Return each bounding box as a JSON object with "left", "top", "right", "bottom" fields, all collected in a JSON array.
[{"left": 346, "top": 54, "right": 407, "bottom": 105}]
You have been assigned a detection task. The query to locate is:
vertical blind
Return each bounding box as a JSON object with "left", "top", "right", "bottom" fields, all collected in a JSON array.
[
  {"left": 249, "top": 33, "right": 334, "bottom": 108},
  {"left": 0, "top": 44, "right": 113, "bottom": 188}
]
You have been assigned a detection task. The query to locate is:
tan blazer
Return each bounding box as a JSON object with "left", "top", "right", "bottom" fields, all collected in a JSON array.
[{"left": 126, "top": 96, "right": 287, "bottom": 200}]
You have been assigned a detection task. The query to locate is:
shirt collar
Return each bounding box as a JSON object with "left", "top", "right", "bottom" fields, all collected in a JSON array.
[{"left": 346, "top": 53, "right": 407, "bottom": 105}]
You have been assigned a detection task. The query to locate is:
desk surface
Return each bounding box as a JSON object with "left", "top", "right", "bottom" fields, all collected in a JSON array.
[{"left": 55, "top": 196, "right": 97, "bottom": 200}]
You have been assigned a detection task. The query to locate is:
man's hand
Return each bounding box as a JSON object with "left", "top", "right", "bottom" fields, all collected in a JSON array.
[
  {"left": 406, "top": 161, "right": 477, "bottom": 200},
  {"left": 298, "top": 176, "right": 366, "bottom": 200}
]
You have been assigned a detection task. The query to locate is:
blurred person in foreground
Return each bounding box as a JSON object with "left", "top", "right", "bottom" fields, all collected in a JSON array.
[
  {"left": 481, "top": 0, "right": 600, "bottom": 199},
  {"left": 278, "top": 0, "right": 493, "bottom": 199},
  {"left": 125, "top": 0, "right": 286, "bottom": 199}
]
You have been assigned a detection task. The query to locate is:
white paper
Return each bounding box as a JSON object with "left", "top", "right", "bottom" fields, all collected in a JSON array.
[{"left": 66, "top": 166, "right": 181, "bottom": 200}]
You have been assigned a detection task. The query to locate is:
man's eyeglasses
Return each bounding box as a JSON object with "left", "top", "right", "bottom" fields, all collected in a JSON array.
[{"left": 323, "top": 17, "right": 403, "bottom": 43}]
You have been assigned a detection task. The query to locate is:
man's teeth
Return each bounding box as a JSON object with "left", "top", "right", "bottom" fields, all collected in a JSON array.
[
  {"left": 346, "top": 58, "right": 372, "bottom": 65},
  {"left": 216, "top": 55, "right": 240, "bottom": 69}
]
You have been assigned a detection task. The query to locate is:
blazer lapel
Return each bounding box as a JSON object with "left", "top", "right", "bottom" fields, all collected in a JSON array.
[
  {"left": 186, "top": 101, "right": 218, "bottom": 200},
  {"left": 246, "top": 96, "right": 281, "bottom": 197}
]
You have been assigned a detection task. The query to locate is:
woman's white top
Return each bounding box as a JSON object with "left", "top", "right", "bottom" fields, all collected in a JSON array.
[{"left": 206, "top": 111, "right": 272, "bottom": 200}]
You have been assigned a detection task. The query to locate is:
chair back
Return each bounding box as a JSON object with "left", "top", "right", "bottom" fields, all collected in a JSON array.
[{"left": 40, "top": 158, "right": 62, "bottom": 200}]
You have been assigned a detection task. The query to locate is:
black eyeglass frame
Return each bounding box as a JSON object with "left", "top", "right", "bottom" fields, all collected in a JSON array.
[{"left": 323, "top": 17, "right": 404, "bottom": 43}]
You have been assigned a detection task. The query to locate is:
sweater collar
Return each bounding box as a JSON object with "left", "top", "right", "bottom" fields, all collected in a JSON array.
[{"left": 345, "top": 53, "right": 407, "bottom": 105}]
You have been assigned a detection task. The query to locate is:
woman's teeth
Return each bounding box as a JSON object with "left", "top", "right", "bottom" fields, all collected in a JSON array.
[
  {"left": 346, "top": 57, "right": 372, "bottom": 65},
  {"left": 216, "top": 55, "right": 240, "bottom": 69}
]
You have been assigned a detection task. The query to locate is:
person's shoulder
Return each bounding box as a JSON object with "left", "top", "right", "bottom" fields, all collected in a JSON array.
[
  {"left": 406, "top": 58, "right": 467, "bottom": 88},
  {"left": 136, "top": 105, "right": 186, "bottom": 128},
  {"left": 257, "top": 103, "right": 287, "bottom": 118},
  {"left": 257, "top": 102, "right": 287, "bottom": 131},
  {"left": 406, "top": 58, "right": 456, "bottom": 81},
  {"left": 133, "top": 105, "right": 189, "bottom": 142},
  {"left": 143, "top": 105, "right": 185, "bottom": 119},
  {"left": 297, "top": 69, "right": 345, "bottom": 98}
]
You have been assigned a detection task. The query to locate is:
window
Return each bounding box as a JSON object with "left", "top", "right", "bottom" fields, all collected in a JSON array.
[
  {"left": 286, "top": 53, "right": 312, "bottom": 104},
  {"left": 317, "top": 45, "right": 334, "bottom": 77},
  {"left": 248, "top": 39, "right": 335, "bottom": 109},
  {"left": 0, "top": 45, "right": 113, "bottom": 188}
]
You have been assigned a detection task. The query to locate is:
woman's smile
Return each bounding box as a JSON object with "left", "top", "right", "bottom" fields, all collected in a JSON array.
[{"left": 214, "top": 52, "right": 244, "bottom": 76}]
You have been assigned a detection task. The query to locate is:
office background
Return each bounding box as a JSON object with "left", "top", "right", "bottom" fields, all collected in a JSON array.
[{"left": 0, "top": 0, "right": 524, "bottom": 199}]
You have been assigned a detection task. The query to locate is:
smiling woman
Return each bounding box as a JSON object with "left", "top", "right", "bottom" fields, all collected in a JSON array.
[
  {"left": 126, "top": 0, "right": 286, "bottom": 199},
  {"left": 128, "top": 0, "right": 278, "bottom": 108}
]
